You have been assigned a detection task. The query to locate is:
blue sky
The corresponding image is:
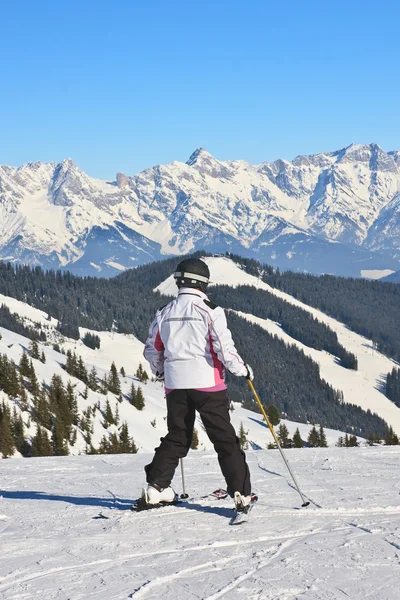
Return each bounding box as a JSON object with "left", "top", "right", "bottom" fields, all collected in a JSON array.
[{"left": 1, "top": 0, "right": 399, "bottom": 179}]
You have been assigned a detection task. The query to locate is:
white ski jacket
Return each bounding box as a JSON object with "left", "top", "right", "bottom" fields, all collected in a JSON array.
[{"left": 144, "top": 288, "right": 247, "bottom": 390}]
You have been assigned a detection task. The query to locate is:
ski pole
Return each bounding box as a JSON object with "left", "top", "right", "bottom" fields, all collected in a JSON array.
[
  {"left": 180, "top": 458, "right": 189, "bottom": 499},
  {"left": 246, "top": 379, "right": 310, "bottom": 507}
]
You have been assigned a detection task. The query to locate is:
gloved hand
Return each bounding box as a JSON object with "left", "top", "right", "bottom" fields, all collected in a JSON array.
[
  {"left": 244, "top": 364, "right": 254, "bottom": 381},
  {"left": 155, "top": 370, "right": 165, "bottom": 381}
]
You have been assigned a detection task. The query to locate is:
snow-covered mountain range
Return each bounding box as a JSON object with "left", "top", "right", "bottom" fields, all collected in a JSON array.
[{"left": 1, "top": 143, "right": 400, "bottom": 277}]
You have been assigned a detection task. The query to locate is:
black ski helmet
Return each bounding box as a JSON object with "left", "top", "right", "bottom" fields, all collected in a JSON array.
[{"left": 173, "top": 258, "right": 210, "bottom": 291}]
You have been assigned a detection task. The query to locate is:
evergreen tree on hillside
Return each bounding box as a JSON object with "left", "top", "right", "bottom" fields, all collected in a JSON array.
[
  {"left": 319, "top": 424, "right": 328, "bottom": 447},
  {"left": 277, "top": 423, "right": 291, "bottom": 448},
  {"left": 82, "top": 332, "right": 101, "bottom": 350},
  {"left": 292, "top": 427, "right": 304, "bottom": 448},
  {"left": 129, "top": 383, "right": 136, "bottom": 406},
  {"left": 118, "top": 422, "right": 138, "bottom": 454},
  {"left": 135, "top": 363, "right": 149, "bottom": 383},
  {"left": 0, "top": 401, "right": 15, "bottom": 458},
  {"left": 103, "top": 399, "right": 115, "bottom": 427},
  {"left": 32, "top": 425, "right": 53, "bottom": 457},
  {"left": 133, "top": 387, "right": 145, "bottom": 410},
  {"left": 51, "top": 418, "right": 69, "bottom": 455},
  {"left": 88, "top": 366, "right": 98, "bottom": 391},
  {"left": 34, "top": 384, "right": 52, "bottom": 430},
  {"left": 307, "top": 425, "right": 320, "bottom": 448},
  {"left": 11, "top": 408, "right": 29, "bottom": 456},
  {"left": 19, "top": 351, "right": 31, "bottom": 377},
  {"left": 28, "top": 361, "right": 40, "bottom": 398},
  {"left": 190, "top": 427, "right": 199, "bottom": 449},
  {"left": 386, "top": 367, "right": 400, "bottom": 408},
  {"left": 29, "top": 339, "right": 40, "bottom": 360},
  {"left": 108, "top": 362, "right": 121, "bottom": 395},
  {"left": 66, "top": 381, "right": 79, "bottom": 426},
  {"left": 267, "top": 404, "right": 281, "bottom": 426},
  {"left": 239, "top": 422, "right": 248, "bottom": 450},
  {"left": 384, "top": 426, "right": 400, "bottom": 445}
]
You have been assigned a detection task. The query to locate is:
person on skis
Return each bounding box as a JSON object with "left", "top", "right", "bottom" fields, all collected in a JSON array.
[{"left": 142, "top": 257, "right": 255, "bottom": 514}]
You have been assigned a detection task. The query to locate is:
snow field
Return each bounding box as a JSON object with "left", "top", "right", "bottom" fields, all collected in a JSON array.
[{"left": 0, "top": 447, "right": 399, "bottom": 599}]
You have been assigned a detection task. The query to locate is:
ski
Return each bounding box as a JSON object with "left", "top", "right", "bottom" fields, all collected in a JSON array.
[
  {"left": 92, "top": 489, "right": 230, "bottom": 519},
  {"left": 131, "top": 496, "right": 181, "bottom": 512},
  {"left": 230, "top": 492, "right": 258, "bottom": 526},
  {"left": 131, "top": 488, "right": 229, "bottom": 512}
]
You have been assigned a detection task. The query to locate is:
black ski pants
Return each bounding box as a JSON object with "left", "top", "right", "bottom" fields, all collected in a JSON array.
[{"left": 145, "top": 389, "right": 251, "bottom": 497}]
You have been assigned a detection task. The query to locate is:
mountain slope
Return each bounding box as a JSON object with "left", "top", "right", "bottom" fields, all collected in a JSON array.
[
  {"left": 1, "top": 255, "right": 399, "bottom": 460},
  {"left": 1, "top": 144, "right": 400, "bottom": 277},
  {"left": 156, "top": 256, "right": 400, "bottom": 434}
]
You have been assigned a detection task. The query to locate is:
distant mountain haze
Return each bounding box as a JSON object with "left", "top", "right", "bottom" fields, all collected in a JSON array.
[{"left": 1, "top": 143, "right": 400, "bottom": 277}]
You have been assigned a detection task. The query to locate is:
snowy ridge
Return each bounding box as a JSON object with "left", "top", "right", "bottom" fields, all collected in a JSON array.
[{"left": 1, "top": 144, "right": 400, "bottom": 276}]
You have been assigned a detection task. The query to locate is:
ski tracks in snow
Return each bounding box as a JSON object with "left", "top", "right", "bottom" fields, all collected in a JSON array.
[{"left": 1, "top": 449, "right": 400, "bottom": 599}]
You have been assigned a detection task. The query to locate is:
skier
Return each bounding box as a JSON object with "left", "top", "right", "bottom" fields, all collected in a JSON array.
[{"left": 142, "top": 257, "right": 256, "bottom": 516}]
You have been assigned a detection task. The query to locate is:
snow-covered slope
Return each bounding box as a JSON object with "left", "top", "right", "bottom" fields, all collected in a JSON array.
[
  {"left": 156, "top": 256, "right": 400, "bottom": 435},
  {"left": 0, "top": 289, "right": 351, "bottom": 459},
  {"left": 1, "top": 254, "right": 399, "bottom": 466},
  {"left": 1, "top": 448, "right": 399, "bottom": 599},
  {"left": 1, "top": 143, "right": 400, "bottom": 277}
]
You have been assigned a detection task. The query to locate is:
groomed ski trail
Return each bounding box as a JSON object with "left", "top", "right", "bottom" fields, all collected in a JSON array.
[{"left": 1, "top": 448, "right": 399, "bottom": 599}]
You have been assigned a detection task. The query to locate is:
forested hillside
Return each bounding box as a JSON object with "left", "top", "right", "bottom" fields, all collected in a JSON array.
[
  {"left": 0, "top": 254, "right": 397, "bottom": 437},
  {"left": 254, "top": 263, "right": 400, "bottom": 363}
]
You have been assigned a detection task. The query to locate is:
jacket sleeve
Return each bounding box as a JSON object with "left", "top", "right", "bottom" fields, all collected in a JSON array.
[
  {"left": 143, "top": 314, "right": 165, "bottom": 376},
  {"left": 208, "top": 307, "right": 247, "bottom": 377}
]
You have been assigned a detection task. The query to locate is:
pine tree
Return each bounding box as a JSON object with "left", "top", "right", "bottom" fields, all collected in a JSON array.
[
  {"left": 40, "top": 351, "right": 46, "bottom": 364},
  {"left": 135, "top": 363, "right": 149, "bottom": 383},
  {"left": 8, "top": 360, "right": 22, "bottom": 398},
  {"left": 120, "top": 366, "right": 126, "bottom": 377},
  {"left": 88, "top": 366, "right": 98, "bottom": 391},
  {"left": 238, "top": 422, "right": 248, "bottom": 450},
  {"left": 129, "top": 383, "right": 137, "bottom": 406},
  {"left": 307, "top": 425, "right": 320, "bottom": 448},
  {"left": 108, "top": 362, "right": 121, "bottom": 395},
  {"left": 32, "top": 425, "right": 53, "bottom": 457},
  {"left": 384, "top": 426, "right": 399, "bottom": 445},
  {"left": 34, "top": 384, "right": 52, "bottom": 430},
  {"left": 29, "top": 339, "right": 40, "bottom": 360},
  {"left": 319, "top": 424, "right": 328, "bottom": 447},
  {"left": 118, "top": 422, "right": 137, "bottom": 453},
  {"left": 103, "top": 399, "right": 115, "bottom": 427},
  {"left": 28, "top": 361, "right": 40, "bottom": 397},
  {"left": 134, "top": 387, "right": 145, "bottom": 410},
  {"left": 267, "top": 404, "right": 281, "bottom": 426},
  {"left": 348, "top": 435, "right": 359, "bottom": 447},
  {"left": 52, "top": 418, "right": 69, "bottom": 455},
  {"left": 277, "top": 423, "right": 291, "bottom": 448},
  {"left": 190, "top": 427, "right": 199, "bottom": 449},
  {"left": 77, "top": 357, "right": 88, "bottom": 384},
  {"left": 292, "top": 427, "right": 304, "bottom": 448},
  {"left": 0, "top": 401, "right": 15, "bottom": 458},
  {"left": 66, "top": 381, "right": 79, "bottom": 426},
  {"left": 108, "top": 432, "right": 120, "bottom": 454}
]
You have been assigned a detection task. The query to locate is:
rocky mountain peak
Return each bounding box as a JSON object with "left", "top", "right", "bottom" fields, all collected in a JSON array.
[{"left": 186, "top": 148, "right": 234, "bottom": 179}]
